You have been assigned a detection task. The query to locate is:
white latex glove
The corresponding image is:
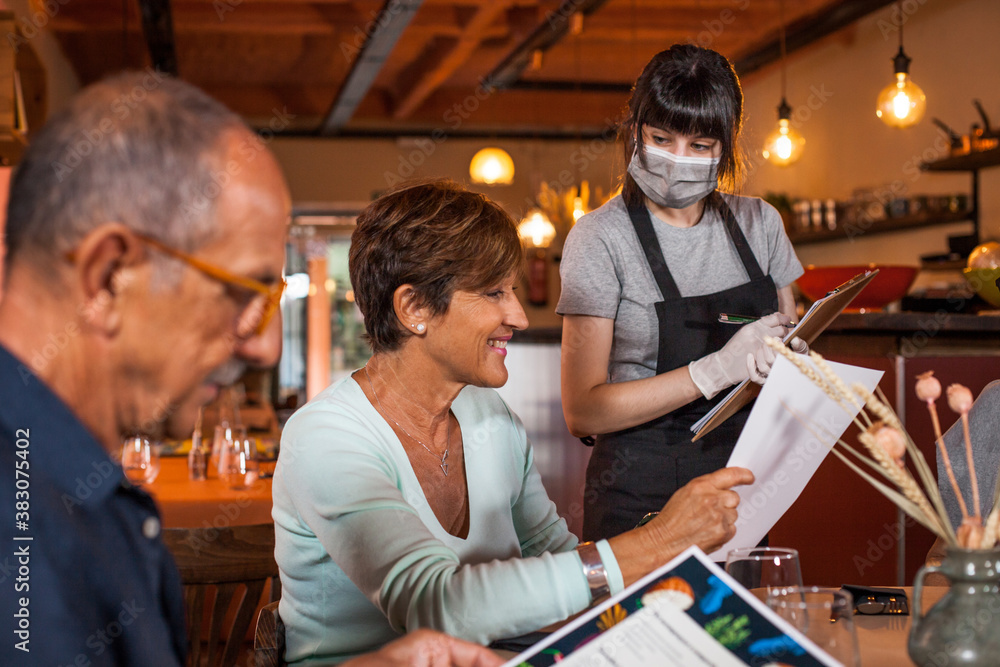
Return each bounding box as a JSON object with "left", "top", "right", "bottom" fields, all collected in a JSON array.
[
  {"left": 688, "top": 313, "right": 793, "bottom": 399},
  {"left": 789, "top": 336, "right": 809, "bottom": 354},
  {"left": 746, "top": 335, "right": 809, "bottom": 384}
]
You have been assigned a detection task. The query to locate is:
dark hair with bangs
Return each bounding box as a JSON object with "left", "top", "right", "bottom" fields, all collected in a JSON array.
[
  {"left": 349, "top": 180, "right": 523, "bottom": 354},
  {"left": 620, "top": 44, "right": 744, "bottom": 209}
]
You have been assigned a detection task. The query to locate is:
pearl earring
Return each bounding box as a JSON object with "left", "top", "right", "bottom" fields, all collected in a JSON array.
[{"left": 415, "top": 323, "right": 426, "bottom": 333}]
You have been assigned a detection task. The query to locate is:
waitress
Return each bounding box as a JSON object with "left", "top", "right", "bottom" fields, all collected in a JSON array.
[{"left": 557, "top": 44, "right": 806, "bottom": 541}]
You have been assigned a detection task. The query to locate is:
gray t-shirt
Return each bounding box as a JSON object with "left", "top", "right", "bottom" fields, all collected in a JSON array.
[
  {"left": 939, "top": 380, "right": 1000, "bottom": 529},
  {"left": 557, "top": 193, "right": 803, "bottom": 384}
]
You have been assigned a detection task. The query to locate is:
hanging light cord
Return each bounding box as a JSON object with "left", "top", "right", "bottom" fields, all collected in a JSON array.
[
  {"left": 891, "top": 0, "right": 911, "bottom": 74},
  {"left": 897, "top": 0, "right": 904, "bottom": 52},
  {"left": 778, "top": 0, "right": 787, "bottom": 101}
]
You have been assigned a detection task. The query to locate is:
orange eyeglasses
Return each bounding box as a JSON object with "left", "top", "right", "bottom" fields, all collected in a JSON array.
[{"left": 133, "top": 233, "right": 286, "bottom": 338}]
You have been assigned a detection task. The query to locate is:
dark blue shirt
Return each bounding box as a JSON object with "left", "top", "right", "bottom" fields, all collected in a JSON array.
[{"left": 0, "top": 344, "right": 186, "bottom": 666}]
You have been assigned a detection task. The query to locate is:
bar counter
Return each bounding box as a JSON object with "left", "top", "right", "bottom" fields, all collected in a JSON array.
[{"left": 511, "top": 311, "right": 1000, "bottom": 344}]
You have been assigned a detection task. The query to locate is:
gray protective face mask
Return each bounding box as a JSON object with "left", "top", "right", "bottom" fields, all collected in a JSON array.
[{"left": 627, "top": 144, "right": 720, "bottom": 209}]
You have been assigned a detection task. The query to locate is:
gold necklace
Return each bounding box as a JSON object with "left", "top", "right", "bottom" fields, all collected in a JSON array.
[{"left": 364, "top": 364, "right": 450, "bottom": 476}]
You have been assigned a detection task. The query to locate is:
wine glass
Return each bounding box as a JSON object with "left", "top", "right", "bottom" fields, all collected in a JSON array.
[
  {"left": 724, "top": 547, "right": 803, "bottom": 601},
  {"left": 220, "top": 436, "right": 259, "bottom": 490},
  {"left": 120, "top": 435, "right": 160, "bottom": 485},
  {"left": 767, "top": 586, "right": 861, "bottom": 667},
  {"left": 211, "top": 422, "right": 247, "bottom": 478}
]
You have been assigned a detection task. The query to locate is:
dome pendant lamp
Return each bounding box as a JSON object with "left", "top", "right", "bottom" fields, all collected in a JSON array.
[
  {"left": 762, "top": 0, "right": 804, "bottom": 166},
  {"left": 469, "top": 147, "right": 514, "bottom": 185},
  {"left": 875, "top": 2, "right": 926, "bottom": 128}
]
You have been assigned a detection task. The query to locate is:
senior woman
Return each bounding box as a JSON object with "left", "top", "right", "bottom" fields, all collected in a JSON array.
[{"left": 272, "top": 180, "right": 754, "bottom": 665}]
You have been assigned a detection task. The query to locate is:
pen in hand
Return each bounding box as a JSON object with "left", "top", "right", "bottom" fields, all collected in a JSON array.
[{"left": 718, "top": 313, "right": 796, "bottom": 327}]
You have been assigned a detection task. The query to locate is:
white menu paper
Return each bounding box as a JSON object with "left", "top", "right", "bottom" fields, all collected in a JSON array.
[{"left": 708, "top": 354, "right": 883, "bottom": 560}]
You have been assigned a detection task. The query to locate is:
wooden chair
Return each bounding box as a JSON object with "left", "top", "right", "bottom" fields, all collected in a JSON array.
[
  {"left": 253, "top": 601, "right": 286, "bottom": 667},
  {"left": 163, "top": 523, "right": 279, "bottom": 667}
]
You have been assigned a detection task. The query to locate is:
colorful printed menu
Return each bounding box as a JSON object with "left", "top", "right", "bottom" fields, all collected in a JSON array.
[{"left": 502, "top": 547, "right": 840, "bottom": 667}]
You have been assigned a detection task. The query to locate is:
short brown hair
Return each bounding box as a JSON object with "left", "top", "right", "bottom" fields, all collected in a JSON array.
[{"left": 349, "top": 180, "right": 523, "bottom": 354}]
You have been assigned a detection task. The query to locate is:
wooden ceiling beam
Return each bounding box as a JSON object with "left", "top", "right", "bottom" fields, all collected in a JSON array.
[
  {"left": 320, "top": 0, "right": 424, "bottom": 135},
  {"left": 484, "top": 0, "right": 612, "bottom": 90},
  {"left": 208, "top": 81, "right": 623, "bottom": 136},
  {"left": 377, "top": 84, "right": 626, "bottom": 130},
  {"left": 48, "top": 4, "right": 509, "bottom": 35},
  {"left": 392, "top": 0, "right": 511, "bottom": 119},
  {"left": 732, "top": 0, "right": 897, "bottom": 75},
  {"left": 194, "top": 0, "right": 544, "bottom": 5}
]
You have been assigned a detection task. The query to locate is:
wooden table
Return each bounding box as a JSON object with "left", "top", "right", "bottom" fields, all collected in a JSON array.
[
  {"left": 854, "top": 585, "right": 946, "bottom": 666},
  {"left": 146, "top": 456, "right": 274, "bottom": 528},
  {"left": 492, "top": 586, "right": 949, "bottom": 665}
]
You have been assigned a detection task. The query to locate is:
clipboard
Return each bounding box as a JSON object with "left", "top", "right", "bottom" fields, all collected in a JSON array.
[{"left": 690, "top": 269, "right": 879, "bottom": 441}]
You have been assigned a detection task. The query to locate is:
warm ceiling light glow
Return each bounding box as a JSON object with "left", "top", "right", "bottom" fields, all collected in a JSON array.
[
  {"left": 876, "top": 71, "right": 926, "bottom": 128},
  {"left": 469, "top": 147, "right": 514, "bottom": 185},
  {"left": 762, "top": 101, "right": 805, "bottom": 166},
  {"left": 876, "top": 5, "right": 926, "bottom": 129},
  {"left": 762, "top": 2, "right": 803, "bottom": 167},
  {"left": 517, "top": 209, "right": 557, "bottom": 249},
  {"left": 572, "top": 196, "right": 587, "bottom": 222}
]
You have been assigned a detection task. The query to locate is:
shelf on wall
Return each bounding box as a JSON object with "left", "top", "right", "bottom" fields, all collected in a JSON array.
[
  {"left": 921, "top": 146, "right": 1000, "bottom": 172},
  {"left": 787, "top": 210, "right": 973, "bottom": 246}
]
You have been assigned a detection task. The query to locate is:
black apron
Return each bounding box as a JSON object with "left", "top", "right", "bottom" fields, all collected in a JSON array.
[{"left": 582, "top": 194, "right": 779, "bottom": 541}]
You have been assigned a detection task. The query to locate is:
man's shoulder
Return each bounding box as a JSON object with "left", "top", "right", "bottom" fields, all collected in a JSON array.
[{"left": 0, "top": 467, "right": 185, "bottom": 667}]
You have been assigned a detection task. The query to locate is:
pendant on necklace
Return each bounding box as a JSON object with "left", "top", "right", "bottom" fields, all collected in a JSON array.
[{"left": 440, "top": 450, "right": 449, "bottom": 476}]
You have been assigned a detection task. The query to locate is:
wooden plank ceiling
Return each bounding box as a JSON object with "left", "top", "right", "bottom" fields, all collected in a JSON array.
[{"left": 44, "top": 0, "right": 891, "bottom": 137}]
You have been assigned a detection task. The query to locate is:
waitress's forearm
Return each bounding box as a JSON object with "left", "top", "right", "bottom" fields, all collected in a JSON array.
[
  {"left": 777, "top": 285, "right": 797, "bottom": 322},
  {"left": 561, "top": 367, "right": 703, "bottom": 437}
]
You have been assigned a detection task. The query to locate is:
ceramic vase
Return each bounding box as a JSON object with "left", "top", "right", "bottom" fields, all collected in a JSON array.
[{"left": 909, "top": 546, "right": 1000, "bottom": 666}]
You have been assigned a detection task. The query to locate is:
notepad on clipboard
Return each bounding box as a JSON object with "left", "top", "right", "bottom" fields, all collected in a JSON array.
[{"left": 690, "top": 269, "right": 879, "bottom": 441}]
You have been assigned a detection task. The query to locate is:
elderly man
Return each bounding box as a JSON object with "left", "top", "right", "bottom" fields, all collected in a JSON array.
[{"left": 0, "top": 74, "right": 500, "bottom": 667}]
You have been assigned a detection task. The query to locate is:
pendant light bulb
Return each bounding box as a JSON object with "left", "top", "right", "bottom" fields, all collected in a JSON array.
[
  {"left": 762, "top": 2, "right": 803, "bottom": 167},
  {"left": 875, "top": 57, "right": 926, "bottom": 128},
  {"left": 875, "top": 21, "right": 926, "bottom": 128},
  {"left": 762, "top": 100, "right": 805, "bottom": 166},
  {"left": 469, "top": 147, "right": 515, "bottom": 185}
]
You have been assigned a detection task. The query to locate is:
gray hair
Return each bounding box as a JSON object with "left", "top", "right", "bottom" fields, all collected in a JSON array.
[{"left": 4, "top": 70, "right": 249, "bottom": 274}]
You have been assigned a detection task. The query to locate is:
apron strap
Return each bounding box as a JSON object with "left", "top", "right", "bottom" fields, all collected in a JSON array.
[
  {"left": 625, "top": 200, "right": 681, "bottom": 300},
  {"left": 627, "top": 195, "right": 768, "bottom": 300},
  {"left": 712, "top": 193, "right": 765, "bottom": 281}
]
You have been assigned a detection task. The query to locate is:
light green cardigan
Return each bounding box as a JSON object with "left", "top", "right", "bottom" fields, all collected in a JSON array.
[{"left": 272, "top": 377, "right": 624, "bottom": 665}]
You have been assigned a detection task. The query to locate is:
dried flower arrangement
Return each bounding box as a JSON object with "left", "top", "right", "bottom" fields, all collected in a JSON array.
[
  {"left": 764, "top": 338, "right": 997, "bottom": 550},
  {"left": 535, "top": 180, "right": 620, "bottom": 238}
]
